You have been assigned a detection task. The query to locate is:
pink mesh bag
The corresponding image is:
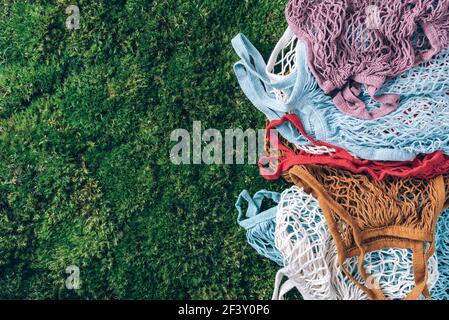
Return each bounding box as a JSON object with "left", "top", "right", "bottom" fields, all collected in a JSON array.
[{"left": 286, "top": 0, "right": 449, "bottom": 120}]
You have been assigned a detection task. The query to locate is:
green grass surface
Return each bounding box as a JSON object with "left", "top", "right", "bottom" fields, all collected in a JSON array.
[{"left": 0, "top": 0, "right": 290, "bottom": 299}]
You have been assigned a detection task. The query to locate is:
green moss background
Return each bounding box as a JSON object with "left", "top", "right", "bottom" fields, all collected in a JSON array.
[{"left": 0, "top": 0, "right": 290, "bottom": 299}]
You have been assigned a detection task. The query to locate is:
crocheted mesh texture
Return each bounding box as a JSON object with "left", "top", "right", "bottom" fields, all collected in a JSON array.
[
  {"left": 267, "top": 27, "right": 449, "bottom": 103},
  {"left": 267, "top": 27, "right": 449, "bottom": 110},
  {"left": 342, "top": 248, "right": 439, "bottom": 300},
  {"left": 287, "top": 165, "right": 448, "bottom": 299},
  {"left": 234, "top": 30, "right": 449, "bottom": 161},
  {"left": 432, "top": 208, "right": 449, "bottom": 299},
  {"left": 244, "top": 218, "right": 282, "bottom": 266},
  {"left": 275, "top": 187, "right": 335, "bottom": 300},
  {"left": 308, "top": 48, "right": 449, "bottom": 156},
  {"left": 262, "top": 114, "right": 449, "bottom": 181},
  {"left": 287, "top": 165, "right": 446, "bottom": 252},
  {"left": 289, "top": 33, "right": 449, "bottom": 160},
  {"left": 326, "top": 95, "right": 449, "bottom": 155},
  {"left": 286, "top": 0, "right": 449, "bottom": 119},
  {"left": 275, "top": 186, "right": 440, "bottom": 300},
  {"left": 265, "top": 33, "right": 336, "bottom": 156},
  {"left": 235, "top": 190, "right": 284, "bottom": 266},
  {"left": 266, "top": 30, "right": 298, "bottom": 89},
  {"left": 379, "top": 49, "right": 449, "bottom": 97}
]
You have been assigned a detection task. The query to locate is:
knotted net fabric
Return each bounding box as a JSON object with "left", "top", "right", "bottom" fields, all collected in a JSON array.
[
  {"left": 286, "top": 165, "right": 449, "bottom": 300},
  {"left": 274, "top": 186, "right": 440, "bottom": 300},
  {"left": 235, "top": 190, "right": 284, "bottom": 266},
  {"left": 260, "top": 113, "right": 449, "bottom": 181},
  {"left": 286, "top": 0, "right": 449, "bottom": 119},
  {"left": 265, "top": 30, "right": 336, "bottom": 156},
  {"left": 232, "top": 31, "right": 449, "bottom": 162},
  {"left": 432, "top": 208, "right": 449, "bottom": 299}
]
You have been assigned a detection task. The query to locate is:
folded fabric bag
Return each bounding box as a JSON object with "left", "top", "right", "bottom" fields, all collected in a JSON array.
[
  {"left": 287, "top": 165, "right": 449, "bottom": 300},
  {"left": 286, "top": 0, "right": 449, "bottom": 119},
  {"left": 260, "top": 113, "right": 449, "bottom": 181},
  {"left": 232, "top": 31, "right": 449, "bottom": 162}
]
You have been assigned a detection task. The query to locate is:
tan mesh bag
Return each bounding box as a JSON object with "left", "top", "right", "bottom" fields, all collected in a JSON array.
[{"left": 286, "top": 165, "right": 449, "bottom": 300}]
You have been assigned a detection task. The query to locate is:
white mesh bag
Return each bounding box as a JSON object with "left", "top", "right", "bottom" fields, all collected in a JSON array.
[
  {"left": 265, "top": 28, "right": 336, "bottom": 156},
  {"left": 273, "top": 186, "right": 439, "bottom": 300}
]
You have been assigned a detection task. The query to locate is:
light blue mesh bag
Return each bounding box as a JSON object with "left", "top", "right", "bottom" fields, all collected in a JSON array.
[
  {"left": 235, "top": 190, "right": 283, "bottom": 266},
  {"left": 237, "top": 187, "right": 449, "bottom": 299},
  {"left": 232, "top": 29, "right": 449, "bottom": 162},
  {"left": 432, "top": 208, "right": 449, "bottom": 300}
]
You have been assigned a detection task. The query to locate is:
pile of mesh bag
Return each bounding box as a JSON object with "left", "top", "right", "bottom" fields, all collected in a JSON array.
[{"left": 234, "top": 0, "right": 449, "bottom": 300}]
